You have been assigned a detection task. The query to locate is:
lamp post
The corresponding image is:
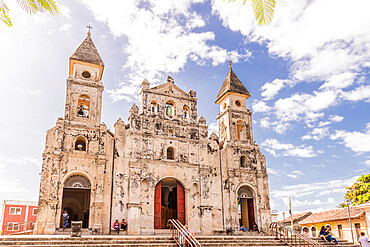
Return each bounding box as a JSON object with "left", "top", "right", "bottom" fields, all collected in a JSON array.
[{"left": 345, "top": 199, "right": 355, "bottom": 243}]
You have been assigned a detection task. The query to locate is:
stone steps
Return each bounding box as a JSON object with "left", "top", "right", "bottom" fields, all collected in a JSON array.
[{"left": 0, "top": 235, "right": 289, "bottom": 247}]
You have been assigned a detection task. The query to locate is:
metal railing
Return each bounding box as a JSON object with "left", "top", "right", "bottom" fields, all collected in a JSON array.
[
  {"left": 2, "top": 221, "right": 34, "bottom": 235},
  {"left": 167, "top": 219, "right": 201, "bottom": 247},
  {"left": 270, "top": 222, "right": 322, "bottom": 247}
]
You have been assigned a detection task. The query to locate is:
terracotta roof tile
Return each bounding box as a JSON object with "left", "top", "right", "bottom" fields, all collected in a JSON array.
[
  {"left": 299, "top": 207, "right": 366, "bottom": 224},
  {"left": 70, "top": 35, "right": 104, "bottom": 66},
  {"left": 215, "top": 68, "right": 250, "bottom": 103},
  {"left": 279, "top": 212, "right": 312, "bottom": 223}
]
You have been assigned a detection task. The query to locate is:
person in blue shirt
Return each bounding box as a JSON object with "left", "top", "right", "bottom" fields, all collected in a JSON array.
[{"left": 62, "top": 210, "right": 69, "bottom": 230}]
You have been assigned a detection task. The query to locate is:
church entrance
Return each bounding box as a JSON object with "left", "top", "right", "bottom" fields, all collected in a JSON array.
[
  {"left": 60, "top": 175, "right": 91, "bottom": 229},
  {"left": 238, "top": 186, "right": 255, "bottom": 230},
  {"left": 154, "top": 178, "right": 185, "bottom": 229}
]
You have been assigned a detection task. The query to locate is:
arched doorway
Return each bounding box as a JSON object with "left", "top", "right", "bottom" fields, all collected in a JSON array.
[
  {"left": 237, "top": 186, "right": 255, "bottom": 229},
  {"left": 154, "top": 178, "right": 185, "bottom": 229},
  {"left": 60, "top": 175, "right": 91, "bottom": 229}
]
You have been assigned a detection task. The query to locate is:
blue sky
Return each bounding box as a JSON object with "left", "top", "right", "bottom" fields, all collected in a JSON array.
[{"left": 0, "top": 0, "right": 369, "bottom": 219}]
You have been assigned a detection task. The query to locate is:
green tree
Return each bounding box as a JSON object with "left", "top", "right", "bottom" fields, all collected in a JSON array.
[
  {"left": 339, "top": 174, "right": 370, "bottom": 207},
  {"left": 0, "top": 0, "right": 58, "bottom": 27},
  {"left": 228, "top": 0, "right": 276, "bottom": 26}
]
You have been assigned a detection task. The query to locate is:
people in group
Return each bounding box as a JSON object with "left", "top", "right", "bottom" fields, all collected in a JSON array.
[
  {"left": 120, "top": 219, "right": 127, "bottom": 231},
  {"left": 319, "top": 226, "right": 328, "bottom": 241},
  {"left": 325, "top": 226, "right": 338, "bottom": 245},
  {"left": 358, "top": 232, "right": 370, "bottom": 247},
  {"left": 113, "top": 219, "right": 120, "bottom": 234},
  {"left": 62, "top": 210, "right": 69, "bottom": 230}
]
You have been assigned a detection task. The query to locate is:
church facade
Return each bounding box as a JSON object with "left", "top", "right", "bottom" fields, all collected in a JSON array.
[{"left": 35, "top": 32, "right": 272, "bottom": 235}]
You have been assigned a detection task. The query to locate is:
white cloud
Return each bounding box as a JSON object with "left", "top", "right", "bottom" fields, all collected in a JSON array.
[
  {"left": 341, "top": 85, "right": 370, "bottom": 102},
  {"left": 286, "top": 170, "right": 304, "bottom": 179},
  {"left": 302, "top": 127, "right": 329, "bottom": 141},
  {"left": 271, "top": 176, "right": 358, "bottom": 200},
  {"left": 0, "top": 157, "right": 41, "bottom": 166},
  {"left": 267, "top": 167, "right": 278, "bottom": 174},
  {"left": 258, "top": 117, "right": 290, "bottom": 134},
  {"left": 252, "top": 101, "right": 271, "bottom": 113},
  {"left": 261, "top": 79, "right": 289, "bottom": 100},
  {"left": 208, "top": 122, "right": 218, "bottom": 135},
  {"left": 331, "top": 123, "right": 370, "bottom": 153},
  {"left": 261, "top": 138, "right": 317, "bottom": 158},
  {"left": 319, "top": 72, "right": 357, "bottom": 90},
  {"left": 364, "top": 160, "right": 370, "bottom": 166},
  {"left": 82, "top": 0, "right": 249, "bottom": 102},
  {"left": 329, "top": 115, "right": 344, "bottom": 123}
]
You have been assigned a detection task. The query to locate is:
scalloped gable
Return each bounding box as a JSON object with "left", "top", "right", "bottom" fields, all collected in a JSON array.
[{"left": 150, "top": 82, "right": 191, "bottom": 98}]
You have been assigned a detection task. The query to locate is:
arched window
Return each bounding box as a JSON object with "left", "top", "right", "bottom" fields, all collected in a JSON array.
[
  {"left": 77, "top": 94, "right": 90, "bottom": 118},
  {"left": 236, "top": 120, "right": 245, "bottom": 140},
  {"left": 222, "top": 103, "right": 227, "bottom": 110},
  {"left": 311, "top": 226, "right": 317, "bottom": 237},
  {"left": 183, "top": 105, "right": 189, "bottom": 119},
  {"left": 151, "top": 101, "right": 158, "bottom": 113},
  {"left": 166, "top": 101, "right": 174, "bottom": 116},
  {"left": 240, "top": 156, "right": 248, "bottom": 168},
  {"left": 302, "top": 227, "right": 309, "bottom": 237},
  {"left": 167, "top": 147, "right": 174, "bottom": 160},
  {"left": 75, "top": 136, "right": 87, "bottom": 151}
]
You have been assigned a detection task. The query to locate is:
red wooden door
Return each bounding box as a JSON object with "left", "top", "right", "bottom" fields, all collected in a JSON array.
[
  {"left": 247, "top": 199, "right": 255, "bottom": 228},
  {"left": 154, "top": 182, "right": 161, "bottom": 229},
  {"left": 177, "top": 181, "right": 185, "bottom": 225}
]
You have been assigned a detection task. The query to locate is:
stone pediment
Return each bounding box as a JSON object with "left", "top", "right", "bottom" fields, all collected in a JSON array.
[{"left": 150, "top": 82, "right": 190, "bottom": 98}]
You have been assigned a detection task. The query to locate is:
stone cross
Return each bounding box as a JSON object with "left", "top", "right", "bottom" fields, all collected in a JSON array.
[
  {"left": 87, "top": 25, "right": 92, "bottom": 36},
  {"left": 228, "top": 60, "right": 232, "bottom": 69}
]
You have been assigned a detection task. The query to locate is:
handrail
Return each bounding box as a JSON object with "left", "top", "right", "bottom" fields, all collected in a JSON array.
[
  {"left": 270, "top": 222, "right": 322, "bottom": 247},
  {"left": 2, "top": 221, "right": 34, "bottom": 235},
  {"left": 167, "top": 219, "right": 201, "bottom": 247}
]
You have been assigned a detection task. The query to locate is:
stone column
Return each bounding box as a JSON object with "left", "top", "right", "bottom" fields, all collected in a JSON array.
[
  {"left": 92, "top": 157, "right": 106, "bottom": 234},
  {"left": 127, "top": 165, "right": 141, "bottom": 234},
  {"left": 127, "top": 203, "right": 142, "bottom": 234},
  {"left": 44, "top": 200, "right": 58, "bottom": 234}
]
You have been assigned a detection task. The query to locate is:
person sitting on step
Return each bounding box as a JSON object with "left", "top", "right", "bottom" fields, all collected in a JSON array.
[
  {"left": 121, "top": 219, "right": 127, "bottom": 231},
  {"left": 113, "top": 219, "right": 120, "bottom": 234},
  {"left": 240, "top": 225, "right": 249, "bottom": 232},
  {"left": 251, "top": 222, "right": 259, "bottom": 233},
  {"left": 325, "top": 226, "right": 338, "bottom": 245},
  {"left": 319, "top": 226, "right": 329, "bottom": 241}
]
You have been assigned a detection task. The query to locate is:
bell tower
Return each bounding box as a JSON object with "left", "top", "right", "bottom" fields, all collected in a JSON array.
[
  {"left": 64, "top": 26, "right": 104, "bottom": 127},
  {"left": 215, "top": 62, "right": 253, "bottom": 148}
]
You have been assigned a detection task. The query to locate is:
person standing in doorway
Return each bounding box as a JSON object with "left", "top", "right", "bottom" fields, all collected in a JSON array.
[{"left": 62, "top": 210, "right": 69, "bottom": 230}]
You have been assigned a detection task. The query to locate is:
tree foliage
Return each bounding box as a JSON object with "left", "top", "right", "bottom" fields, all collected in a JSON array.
[
  {"left": 339, "top": 174, "right": 370, "bottom": 207},
  {"left": 0, "top": 0, "right": 58, "bottom": 27},
  {"left": 228, "top": 0, "right": 276, "bottom": 26}
]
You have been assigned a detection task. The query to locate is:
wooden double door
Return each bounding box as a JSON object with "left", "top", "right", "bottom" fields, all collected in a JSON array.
[{"left": 154, "top": 181, "right": 185, "bottom": 229}]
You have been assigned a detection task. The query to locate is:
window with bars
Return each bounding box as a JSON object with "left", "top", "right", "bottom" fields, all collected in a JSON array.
[{"left": 7, "top": 223, "right": 19, "bottom": 231}]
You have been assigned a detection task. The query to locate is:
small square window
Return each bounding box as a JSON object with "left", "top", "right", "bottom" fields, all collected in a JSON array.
[
  {"left": 32, "top": 208, "right": 37, "bottom": 215},
  {"left": 9, "top": 207, "right": 21, "bottom": 215}
]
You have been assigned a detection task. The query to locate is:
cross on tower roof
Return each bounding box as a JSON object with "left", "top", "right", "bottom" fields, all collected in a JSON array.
[
  {"left": 87, "top": 25, "right": 92, "bottom": 36},
  {"left": 228, "top": 60, "right": 232, "bottom": 69}
]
